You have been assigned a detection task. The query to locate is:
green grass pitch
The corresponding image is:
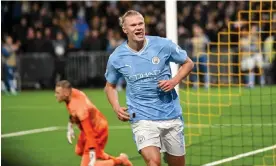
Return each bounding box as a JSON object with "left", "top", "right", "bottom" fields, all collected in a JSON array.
[{"left": 2, "top": 86, "right": 276, "bottom": 166}]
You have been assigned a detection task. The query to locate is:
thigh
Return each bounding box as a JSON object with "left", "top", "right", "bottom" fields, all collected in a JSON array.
[
  {"left": 165, "top": 153, "right": 185, "bottom": 166},
  {"left": 140, "top": 146, "right": 161, "bottom": 166},
  {"left": 5, "top": 66, "right": 15, "bottom": 79},
  {"left": 161, "top": 118, "right": 185, "bottom": 157},
  {"left": 131, "top": 120, "right": 161, "bottom": 152},
  {"left": 96, "top": 127, "right": 109, "bottom": 159},
  {"left": 75, "top": 132, "right": 86, "bottom": 156},
  {"left": 97, "top": 126, "right": 108, "bottom": 149}
]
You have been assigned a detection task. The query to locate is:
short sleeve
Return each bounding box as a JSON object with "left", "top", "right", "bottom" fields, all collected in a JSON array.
[
  {"left": 105, "top": 57, "right": 122, "bottom": 84},
  {"left": 168, "top": 40, "right": 188, "bottom": 64}
]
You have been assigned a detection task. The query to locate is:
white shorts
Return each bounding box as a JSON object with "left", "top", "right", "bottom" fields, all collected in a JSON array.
[
  {"left": 131, "top": 117, "right": 185, "bottom": 156},
  {"left": 241, "top": 53, "right": 263, "bottom": 71}
]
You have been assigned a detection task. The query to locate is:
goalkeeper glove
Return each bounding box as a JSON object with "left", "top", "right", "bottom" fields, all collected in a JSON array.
[
  {"left": 88, "top": 149, "right": 96, "bottom": 166},
  {"left": 67, "top": 122, "right": 75, "bottom": 144}
]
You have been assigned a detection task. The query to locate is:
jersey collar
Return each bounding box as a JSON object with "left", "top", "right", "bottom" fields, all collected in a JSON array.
[{"left": 125, "top": 36, "right": 149, "bottom": 55}]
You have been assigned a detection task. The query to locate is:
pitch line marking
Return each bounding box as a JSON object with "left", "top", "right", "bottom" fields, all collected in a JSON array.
[
  {"left": 2, "top": 123, "right": 276, "bottom": 138},
  {"left": 202, "top": 144, "right": 276, "bottom": 166},
  {"left": 2, "top": 126, "right": 60, "bottom": 138}
]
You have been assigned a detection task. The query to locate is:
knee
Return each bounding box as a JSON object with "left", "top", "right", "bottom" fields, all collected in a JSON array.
[{"left": 145, "top": 158, "right": 161, "bottom": 166}]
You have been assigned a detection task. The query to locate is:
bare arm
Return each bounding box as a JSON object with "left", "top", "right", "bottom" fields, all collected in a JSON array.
[
  {"left": 172, "top": 57, "right": 194, "bottom": 84},
  {"left": 159, "top": 57, "right": 194, "bottom": 92},
  {"left": 104, "top": 82, "right": 129, "bottom": 121},
  {"left": 104, "top": 82, "right": 121, "bottom": 110}
]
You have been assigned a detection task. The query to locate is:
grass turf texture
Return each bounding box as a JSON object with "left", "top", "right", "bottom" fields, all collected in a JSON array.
[{"left": 2, "top": 86, "right": 276, "bottom": 166}]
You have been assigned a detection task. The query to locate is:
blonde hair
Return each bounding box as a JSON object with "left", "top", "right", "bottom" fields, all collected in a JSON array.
[
  {"left": 56, "top": 80, "right": 72, "bottom": 89},
  {"left": 119, "top": 10, "right": 143, "bottom": 27}
]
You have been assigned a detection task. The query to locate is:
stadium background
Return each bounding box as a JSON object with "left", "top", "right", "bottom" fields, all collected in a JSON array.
[{"left": 2, "top": 1, "right": 276, "bottom": 166}]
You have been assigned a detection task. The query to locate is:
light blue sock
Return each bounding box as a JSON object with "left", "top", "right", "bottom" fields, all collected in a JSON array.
[
  {"left": 204, "top": 74, "right": 209, "bottom": 88},
  {"left": 192, "top": 75, "right": 198, "bottom": 88},
  {"left": 9, "top": 79, "right": 17, "bottom": 94},
  {"left": 249, "top": 72, "right": 255, "bottom": 87},
  {"left": 1, "top": 81, "right": 8, "bottom": 93},
  {"left": 260, "top": 74, "right": 265, "bottom": 86}
]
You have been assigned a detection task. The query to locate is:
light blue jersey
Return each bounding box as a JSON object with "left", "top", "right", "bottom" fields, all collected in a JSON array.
[{"left": 105, "top": 36, "right": 188, "bottom": 123}]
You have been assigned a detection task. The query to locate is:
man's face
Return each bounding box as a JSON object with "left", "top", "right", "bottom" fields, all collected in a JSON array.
[
  {"left": 241, "top": 29, "right": 249, "bottom": 37},
  {"left": 251, "top": 26, "right": 258, "bottom": 33},
  {"left": 55, "top": 86, "right": 69, "bottom": 103},
  {"left": 123, "top": 14, "right": 145, "bottom": 42},
  {"left": 6, "top": 36, "right": 13, "bottom": 45},
  {"left": 193, "top": 25, "right": 202, "bottom": 36}
]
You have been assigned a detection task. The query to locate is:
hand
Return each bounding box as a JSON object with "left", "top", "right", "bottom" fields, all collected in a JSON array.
[
  {"left": 88, "top": 149, "right": 96, "bottom": 166},
  {"left": 158, "top": 79, "right": 178, "bottom": 92},
  {"left": 12, "top": 44, "right": 19, "bottom": 51},
  {"left": 114, "top": 106, "right": 130, "bottom": 122},
  {"left": 67, "top": 122, "right": 75, "bottom": 144}
]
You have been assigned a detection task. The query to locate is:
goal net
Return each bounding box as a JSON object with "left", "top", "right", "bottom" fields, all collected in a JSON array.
[{"left": 180, "top": 1, "right": 276, "bottom": 165}]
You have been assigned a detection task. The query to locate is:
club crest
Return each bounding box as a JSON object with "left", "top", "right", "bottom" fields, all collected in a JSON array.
[
  {"left": 152, "top": 56, "right": 160, "bottom": 64},
  {"left": 137, "top": 135, "right": 145, "bottom": 144}
]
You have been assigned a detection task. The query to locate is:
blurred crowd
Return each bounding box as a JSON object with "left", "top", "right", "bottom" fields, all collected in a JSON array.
[
  {"left": 2, "top": 1, "right": 274, "bottom": 53},
  {"left": 1, "top": 1, "right": 276, "bottom": 92},
  {"left": 1, "top": 1, "right": 165, "bottom": 54}
]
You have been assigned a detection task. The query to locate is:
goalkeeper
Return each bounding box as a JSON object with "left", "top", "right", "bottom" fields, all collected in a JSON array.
[{"left": 55, "top": 80, "right": 132, "bottom": 166}]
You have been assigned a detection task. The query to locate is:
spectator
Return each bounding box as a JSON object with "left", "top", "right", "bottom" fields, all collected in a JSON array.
[
  {"left": 67, "top": 27, "right": 82, "bottom": 50},
  {"left": 239, "top": 25, "right": 265, "bottom": 88},
  {"left": 30, "top": 2, "right": 40, "bottom": 21},
  {"left": 74, "top": 17, "right": 89, "bottom": 43},
  {"left": 43, "top": 27, "right": 54, "bottom": 53},
  {"left": 264, "top": 33, "right": 276, "bottom": 84},
  {"left": 190, "top": 24, "right": 210, "bottom": 89},
  {"left": 51, "top": 17, "right": 63, "bottom": 38},
  {"left": 1, "top": 35, "right": 20, "bottom": 95},
  {"left": 12, "top": 17, "right": 28, "bottom": 45},
  {"left": 23, "top": 27, "right": 36, "bottom": 52},
  {"left": 106, "top": 29, "right": 124, "bottom": 54},
  {"left": 51, "top": 31, "right": 67, "bottom": 84},
  {"left": 40, "top": 7, "right": 51, "bottom": 27},
  {"left": 33, "top": 30, "right": 45, "bottom": 52},
  {"left": 82, "top": 29, "right": 103, "bottom": 51}
]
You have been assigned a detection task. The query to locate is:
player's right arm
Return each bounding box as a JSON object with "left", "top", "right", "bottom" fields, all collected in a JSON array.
[
  {"left": 104, "top": 56, "right": 130, "bottom": 121},
  {"left": 67, "top": 115, "right": 75, "bottom": 144},
  {"left": 75, "top": 107, "right": 98, "bottom": 164}
]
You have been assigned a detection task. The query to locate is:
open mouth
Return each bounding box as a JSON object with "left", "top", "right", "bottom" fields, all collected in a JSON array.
[{"left": 135, "top": 32, "right": 144, "bottom": 38}]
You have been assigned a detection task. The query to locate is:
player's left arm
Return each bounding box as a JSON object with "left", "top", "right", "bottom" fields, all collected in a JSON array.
[{"left": 158, "top": 41, "right": 194, "bottom": 92}]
